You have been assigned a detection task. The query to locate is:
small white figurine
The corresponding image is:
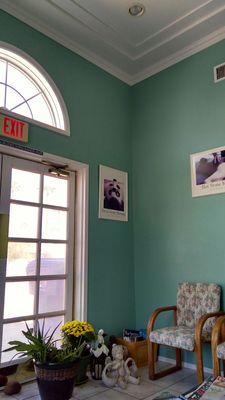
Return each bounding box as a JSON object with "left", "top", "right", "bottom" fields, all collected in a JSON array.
[
  {"left": 92, "top": 329, "right": 109, "bottom": 358},
  {"left": 102, "top": 344, "right": 140, "bottom": 389}
]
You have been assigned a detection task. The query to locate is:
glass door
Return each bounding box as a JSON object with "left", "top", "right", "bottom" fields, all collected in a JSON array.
[{"left": 0, "top": 154, "right": 75, "bottom": 365}]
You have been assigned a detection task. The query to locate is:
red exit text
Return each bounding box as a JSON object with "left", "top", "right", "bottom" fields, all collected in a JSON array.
[{"left": 0, "top": 114, "right": 28, "bottom": 142}]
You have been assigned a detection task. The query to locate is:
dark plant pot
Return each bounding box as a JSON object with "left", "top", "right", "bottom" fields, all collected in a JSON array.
[
  {"left": 0, "top": 364, "right": 18, "bottom": 376},
  {"left": 90, "top": 354, "right": 107, "bottom": 380},
  {"left": 34, "top": 361, "right": 79, "bottom": 400},
  {"left": 74, "top": 354, "right": 90, "bottom": 386}
]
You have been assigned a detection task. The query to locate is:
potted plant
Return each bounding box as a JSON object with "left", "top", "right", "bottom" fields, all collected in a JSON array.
[
  {"left": 61, "top": 320, "right": 96, "bottom": 385},
  {"left": 4, "top": 322, "right": 85, "bottom": 400}
]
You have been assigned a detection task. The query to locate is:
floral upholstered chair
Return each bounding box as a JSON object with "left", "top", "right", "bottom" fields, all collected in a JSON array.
[
  {"left": 147, "top": 282, "right": 223, "bottom": 384},
  {"left": 211, "top": 315, "right": 225, "bottom": 377}
]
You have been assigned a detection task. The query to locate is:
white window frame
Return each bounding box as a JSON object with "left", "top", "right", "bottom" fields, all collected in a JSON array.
[
  {"left": 0, "top": 41, "right": 70, "bottom": 136},
  {"left": 0, "top": 143, "right": 88, "bottom": 322}
]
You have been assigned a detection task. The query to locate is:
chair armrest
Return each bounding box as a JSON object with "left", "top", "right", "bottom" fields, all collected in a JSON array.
[
  {"left": 195, "top": 311, "right": 225, "bottom": 344},
  {"left": 211, "top": 315, "right": 225, "bottom": 352},
  {"left": 147, "top": 305, "right": 177, "bottom": 338}
]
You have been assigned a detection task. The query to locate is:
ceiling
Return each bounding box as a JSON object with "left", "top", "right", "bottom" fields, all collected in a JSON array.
[{"left": 1, "top": 0, "right": 225, "bottom": 85}]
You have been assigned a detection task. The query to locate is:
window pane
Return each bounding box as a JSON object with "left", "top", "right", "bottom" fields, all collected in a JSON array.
[
  {"left": 11, "top": 168, "right": 40, "bottom": 203},
  {"left": 1, "top": 320, "right": 34, "bottom": 363},
  {"left": 0, "top": 60, "right": 6, "bottom": 82},
  {"left": 40, "top": 243, "right": 66, "bottom": 275},
  {"left": 0, "top": 49, "right": 66, "bottom": 130},
  {"left": 0, "top": 82, "right": 5, "bottom": 107},
  {"left": 6, "top": 242, "right": 37, "bottom": 277},
  {"left": 12, "top": 102, "right": 32, "bottom": 119},
  {"left": 38, "top": 279, "right": 65, "bottom": 314},
  {"left": 42, "top": 209, "right": 67, "bottom": 240},
  {"left": 28, "top": 94, "right": 53, "bottom": 126},
  {"left": 4, "top": 281, "right": 35, "bottom": 318},
  {"left": 5, "top": 86, "right": 24, "bottom": 111},
  {"left": 8, "top": 64, "right": 39, "bottom": 100},
  {"left": 43, "top": 175, "right": 68, "bottom": 207},
  {"left": 38, "top": 315, "right": 64, "bottom": 344},
  {"left": 9, "top": 204, "right": 39, "bottom": 238}
]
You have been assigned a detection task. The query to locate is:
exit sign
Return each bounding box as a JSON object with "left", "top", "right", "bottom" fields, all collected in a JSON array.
[{"left": 0, "top": 114, "right": 28, "bottom": 142}]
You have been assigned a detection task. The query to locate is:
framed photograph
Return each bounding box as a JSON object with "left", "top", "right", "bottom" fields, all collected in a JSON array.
[
  {"left": 98, "top": 165, "right": 128, "bottom": 221},
  {"left": 190, "top": 146, "right": 225, "bottom": 197}
]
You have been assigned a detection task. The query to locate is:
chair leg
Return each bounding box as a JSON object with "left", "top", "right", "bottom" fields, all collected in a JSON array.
[
  {"left": 222, "top": 360, "right": 225, "bottom": 377},
  {"left": 176, "top": 347, "right": 182, "bottom": 369},
  {"left": 195, "top": 344, "right": 204, "bottom": 384},
  {"left": 148, "top": 342, "right": 182, "bottom": 380},
  {"left": 154, "top": 343, "right": 159, "bottom": 362},
  {"left": 149, "top": 340, "right": 156, "bottom": 379}
]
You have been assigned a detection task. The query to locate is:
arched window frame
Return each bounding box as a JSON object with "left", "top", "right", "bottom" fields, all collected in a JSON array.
[{"left": 0, "top": 42, "right": 70, "bottom": 136}]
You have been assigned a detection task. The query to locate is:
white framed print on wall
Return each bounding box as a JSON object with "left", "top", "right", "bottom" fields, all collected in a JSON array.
[
  {"left": 98, "top": 165, "right": 128, "bottom": 221},
  {"left": 190, "top": 145, "right": 225, "bottom": 197}
]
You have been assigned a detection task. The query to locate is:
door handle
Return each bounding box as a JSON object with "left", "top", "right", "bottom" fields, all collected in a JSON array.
[{"left": 0, "top": 213, "right": 9, "bottom": 259}]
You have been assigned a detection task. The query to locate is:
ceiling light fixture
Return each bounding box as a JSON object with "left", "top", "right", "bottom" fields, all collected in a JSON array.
[{"left": 129, "top": 4, "right": 145, "bottom": 17}]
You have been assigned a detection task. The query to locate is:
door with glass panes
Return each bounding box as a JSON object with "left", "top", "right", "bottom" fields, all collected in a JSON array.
[{"left": 0, "top": 154, "right": 74, "bottom": 366}]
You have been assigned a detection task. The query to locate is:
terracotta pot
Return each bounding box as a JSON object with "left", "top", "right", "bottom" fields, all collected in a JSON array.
[{"left": 34, "top": 361, "right": 79, "bottom": 400}]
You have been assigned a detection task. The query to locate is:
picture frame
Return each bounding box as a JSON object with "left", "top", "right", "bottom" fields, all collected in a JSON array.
[
  {"left": 190, "top": 145, "right": 225, "bottom": 197},
  {"left": 98, "top": 165, "right": 128, "bottom": 221}
]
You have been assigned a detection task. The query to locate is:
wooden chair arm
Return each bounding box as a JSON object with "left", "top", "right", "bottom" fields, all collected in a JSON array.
[
  {"left": 211, "top": 315, "right": 225, "bottom": 351},
  {"left": 195, "top": 311, "right": 225, "bottom": 344},
  {"left": 147, "top": 305, "right": 177, "bottom": 338}
]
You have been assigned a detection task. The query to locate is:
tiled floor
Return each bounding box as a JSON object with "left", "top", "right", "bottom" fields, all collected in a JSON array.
[{"left": 0, "top": 362, "right": 204, "bottom": 400}]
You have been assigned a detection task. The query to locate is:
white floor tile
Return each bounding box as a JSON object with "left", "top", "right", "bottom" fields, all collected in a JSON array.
[
  {"left": 0, "top": 363, "right": 205, "bottom": 400},
  {"left": 10, "top": 382, "right": 39, "bottom": 400},
  {"left": 144, "top": 389, "right": 181, "bottom": 400},
  {"left": 0, "top": 393, "right": 17, "bottom": 399},
  {"left": 168, "top": 374, "right": 199, "bottom": 393},
  {"left": 114, "top": 380, "right": 162, "bottom": 399},
  {"left": 85, "top": 388, "right": 138, "bottom": 399},
  {"left": 152, "top": 369, "right": 196, "bottom": 388},
  {"left": 72, "top": 379, "right": 108, "bottom": 400}
]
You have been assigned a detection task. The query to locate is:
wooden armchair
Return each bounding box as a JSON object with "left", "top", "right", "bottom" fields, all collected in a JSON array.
[
  {"left": 211, "top": 315, "right": 225, "bottom": 377},
  {"left": 147, "top": 282, "right": 223, "bottom": 384}
]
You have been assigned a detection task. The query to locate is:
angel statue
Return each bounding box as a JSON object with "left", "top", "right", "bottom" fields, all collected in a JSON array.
[{"left": 102, "top": 344, "right": 140, "bottom": 389}]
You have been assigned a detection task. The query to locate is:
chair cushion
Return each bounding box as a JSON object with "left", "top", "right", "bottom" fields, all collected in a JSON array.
[
  {"left": 150, "top": 326, "right": 211, "bottom": 351},
  {"left": 217, "top": 342, "right": 225, "bottom": 359},
  {"left": 177, "top": 282, "right": 221, "bottom": 331}
]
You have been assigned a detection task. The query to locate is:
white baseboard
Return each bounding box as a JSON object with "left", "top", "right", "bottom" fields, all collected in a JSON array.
[{"left": 158, "top": 356, "right": 213, "bottom": 374}]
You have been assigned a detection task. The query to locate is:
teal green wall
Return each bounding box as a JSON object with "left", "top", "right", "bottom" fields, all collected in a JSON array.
[
  {"left": 132, "top": 40, "right": 225, "bottom": 366},
  {"left": 0, "top": 10, "right": 135, "bottom": 334},
  {"left": 2, "top": 9, "right": 225, "bottom": 367}
]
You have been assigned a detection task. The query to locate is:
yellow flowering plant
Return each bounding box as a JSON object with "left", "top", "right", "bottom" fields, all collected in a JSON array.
[{"left": 61, "top": 320, "right": 96, "bottom": 356}]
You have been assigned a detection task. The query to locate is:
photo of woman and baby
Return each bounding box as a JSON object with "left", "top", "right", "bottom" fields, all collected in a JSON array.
[{"left": 195, "top": 150, "right": 225, "bottom": 185}]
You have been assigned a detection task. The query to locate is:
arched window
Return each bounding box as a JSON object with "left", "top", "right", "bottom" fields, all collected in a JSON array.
[{"left": 0, "top": 43, "right": 70, "bottom": 135}]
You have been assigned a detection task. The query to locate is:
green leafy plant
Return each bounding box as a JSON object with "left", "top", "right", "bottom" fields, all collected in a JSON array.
[{"left": 4, "top": 322, "right": 85, "bottom": 365}]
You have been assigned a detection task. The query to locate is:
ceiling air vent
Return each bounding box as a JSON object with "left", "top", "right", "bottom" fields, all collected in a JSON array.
[{"left": 214, "top": 62, "right": 225, "bottom": 83}]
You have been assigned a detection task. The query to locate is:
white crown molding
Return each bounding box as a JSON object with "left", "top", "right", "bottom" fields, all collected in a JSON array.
[
  {"left": 41, "top": 0, "right": 225, "bottom": 62},
  {"left": 48, "top": 0, "right": 133, "bottom": 59},
  {"left": 51, "top": 0, "right": 224, "bottom": 62},
  {"left": 131, "top": 2, "right": 225, "bottom": 61},
  {"left": 1, "top": 1, "right": 225, "bottom": 86},
  {"left": 130, "top": 25, "right": 225, "bottom": 86},
  {"left": 135, "top": 0, "right": 214, "bottom": 47},
  {"left": 0, "top": 1, "right": 131, "bottom": 85}
]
